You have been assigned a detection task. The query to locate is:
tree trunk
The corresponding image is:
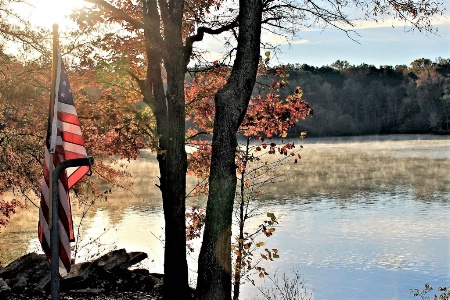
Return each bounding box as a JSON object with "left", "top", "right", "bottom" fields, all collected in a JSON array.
[
  {"left": 233, "top": 137, "right": 251, "bottom": 300},
  {"left": 196, "top": 1, "right": 262, "bottom": 299},
  {"left": 142, "top": 1, "right": 189, "bottom": 299}
]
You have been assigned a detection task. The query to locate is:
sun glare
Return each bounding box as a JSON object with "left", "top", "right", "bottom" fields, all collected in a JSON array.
[{"left": 25, "top": 0, "right": 87, "bottom": 31}]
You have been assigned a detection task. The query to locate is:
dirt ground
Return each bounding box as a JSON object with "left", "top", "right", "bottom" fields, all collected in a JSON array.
[{"left": 4, "top": 290, "right": 161, "bottom": 300}]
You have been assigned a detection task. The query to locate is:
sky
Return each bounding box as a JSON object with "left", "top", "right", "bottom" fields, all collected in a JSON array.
[
  {"left": 16, "top": 0, "right": 86, "bottom": 29},
  {"left": 198, "top": 17, "right": 450, "bottom": 68},
  {"left": 271, "top": 21, "right": 450, "bottom": 68},
  {"left": 18, "top": 0, "right": 450, "bottom": 68}
]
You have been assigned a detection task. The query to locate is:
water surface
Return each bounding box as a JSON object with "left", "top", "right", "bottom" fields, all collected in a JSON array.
[{"left": 1, "top": 134, "right": 449, "bottom": 299}]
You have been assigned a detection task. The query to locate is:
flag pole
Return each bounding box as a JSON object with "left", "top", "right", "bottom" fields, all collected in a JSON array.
[
  {"left": 49, "top": 23, "right": 59, "bottom": 228},
  {"left": 49, "top": 23, "right": 59, "bottom": 300}
]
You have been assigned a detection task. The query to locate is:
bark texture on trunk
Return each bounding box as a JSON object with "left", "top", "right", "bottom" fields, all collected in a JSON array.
[
  {"left": 196, "top": 1, "right": 263, "bottom": 299},
  {"left": 142, "top": 1, "right": 189, "bottom": 299}
]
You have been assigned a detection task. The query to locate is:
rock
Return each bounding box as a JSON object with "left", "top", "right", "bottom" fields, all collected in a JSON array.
[
  {"left": 15, "top": 275, "right": 27, "bottom": 288},
  {"left": 61, "top": 249, "right": 149, "bottom": 292},
  {"left": 0, "top": 252, "right": 49, "bottom": 292},
  {"left": 60, "top": 261, "right": 95, "bottom": 291},
  {"left": 121, "top": 252, "right": 149, "bottom": 270},
  {"left": 0, "top": 277, "right": 11, "bottom": 296},
  {"left": 0, "top": 249, "right": 156, "bottom": 297},
  {"left": 95, "top": 249, "right": 129, "bottom": 271},
  {"left": 0, "top": 252, "right": 48, "bottom": 277}
]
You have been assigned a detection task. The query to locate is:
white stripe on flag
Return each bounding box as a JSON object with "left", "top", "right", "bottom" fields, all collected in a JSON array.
[
  {"left": 58, "top": 259, "right": 68, "bottom": 277},
  {"left": 38, "top": 208, "right": 50, "bottom": 246},
  {"left": 59, "top": 220, "right": 70, "bottom": 253},
  {"left": 56, "top": 135, "right": 88, "bottom": 154},
  {"left": 66, "top": 167, "right": 80, "bottom": 178},
  {"left": 41, "top": 178, "right": 50, "bottom": 205},
  {"left": 58, "top": 102, "right": 78, "bottom": 116},
  {"left": 44, "top": 149, "right": 51, "bottom": 172},
  {"left": 61, "top": 141, "right": 88, "bottom": 156},
  {"left": 57, "top": 120, "right": 83, "bottom": 136}
]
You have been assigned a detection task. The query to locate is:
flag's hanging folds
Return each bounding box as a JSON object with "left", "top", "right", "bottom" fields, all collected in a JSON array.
[{"left": 38, "top": 49, "right": 89, "bottom": 276}]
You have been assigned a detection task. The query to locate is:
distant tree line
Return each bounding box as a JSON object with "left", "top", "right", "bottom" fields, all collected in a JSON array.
[{"left": 273, "top": 58, "right": 450, "bottom": 137}]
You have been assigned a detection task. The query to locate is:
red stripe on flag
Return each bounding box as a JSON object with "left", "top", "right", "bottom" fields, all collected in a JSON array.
[
  {"left": 57, "top": 111, "right": 80, "bottom": 126},
  {"left": 40, "top": 194, "right": 50, "bottom": 224},
  {"left": 43, "top": 170, "right": 49, "bottom": 182},
  {"left": 58, "top": 200, "right": 73, "bottom": 242},
  {"left": 58, "top": 129, "right": 85, "bottom": 146},
  {"left": 63, "top": 151, "right": 88, "bottom": 160},
  {"left": 38, "top": 224, "right": 51, "bottom": 258},
  {"left": 59, "top": 240, "right": 71, "bottom": 272}
]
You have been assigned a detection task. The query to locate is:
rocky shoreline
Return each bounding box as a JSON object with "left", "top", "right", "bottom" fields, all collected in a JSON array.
[{"left": 0, "top": 249, "right": 165, "bottom": 299}]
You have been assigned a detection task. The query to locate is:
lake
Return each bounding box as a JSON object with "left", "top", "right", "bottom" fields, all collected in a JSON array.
[{"left": 1, "top": 134, "right": 449, "bottom": 299}]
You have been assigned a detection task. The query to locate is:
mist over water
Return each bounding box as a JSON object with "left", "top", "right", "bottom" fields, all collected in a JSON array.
[{"left": 1, "top": 134, "right": 449, "bottom": 299}]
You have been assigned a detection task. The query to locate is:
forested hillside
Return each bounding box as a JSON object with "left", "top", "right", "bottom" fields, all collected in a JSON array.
[{"left": 276, "top": 58, "right": 450, "bottom": 137}]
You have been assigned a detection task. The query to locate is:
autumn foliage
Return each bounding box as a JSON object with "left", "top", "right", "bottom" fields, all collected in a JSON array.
[
  {"left": 0, "top": 50, "right": 155, "bottom": 226},
  {"left": 185, "top": 60, "right": 313, "bottom": 182},
  {"left": 0, "top": 199, "right": 23, "bottom": 231},
  {"left": 242, "top": 87, "right": 312, "bottom": 139}
]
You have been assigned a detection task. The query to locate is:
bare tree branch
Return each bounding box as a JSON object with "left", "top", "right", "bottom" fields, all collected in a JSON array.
[
  {"left": 85, "top": 0, "right": 145, "bottom": 29},
  {"left": 184, "top": 19, "right": 239, "bottom": 67}
]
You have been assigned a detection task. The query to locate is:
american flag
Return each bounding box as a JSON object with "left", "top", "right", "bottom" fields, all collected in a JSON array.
[{"left": 38, "top": 49, "right": 89, "bottom": 276}]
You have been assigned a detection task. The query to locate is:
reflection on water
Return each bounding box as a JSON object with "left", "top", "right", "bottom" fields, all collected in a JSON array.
[
  {"left": 253, "top": 192, "right": 450, "bottom": 299},
  {"left": 1, "top": 135, "right": 449, "bottom": 300}
]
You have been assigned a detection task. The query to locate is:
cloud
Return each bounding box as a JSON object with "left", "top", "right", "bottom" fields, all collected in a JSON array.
[
  {"left": 261, "top": 31, "right": 315, "bottom": 46},
  {"left": 348, "top": 14, "right": 450, "bottom": 30},
  {"left": 287, "top": 12, "right": 450, "bottom": 33},
  {"left": 291, "top": 39, "right": 314, "bottom": 45}
]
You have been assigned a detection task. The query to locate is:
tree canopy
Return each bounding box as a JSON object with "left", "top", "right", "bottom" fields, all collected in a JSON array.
[{"left": 284, "top": 58, "right": 450, "bottom": 136}]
